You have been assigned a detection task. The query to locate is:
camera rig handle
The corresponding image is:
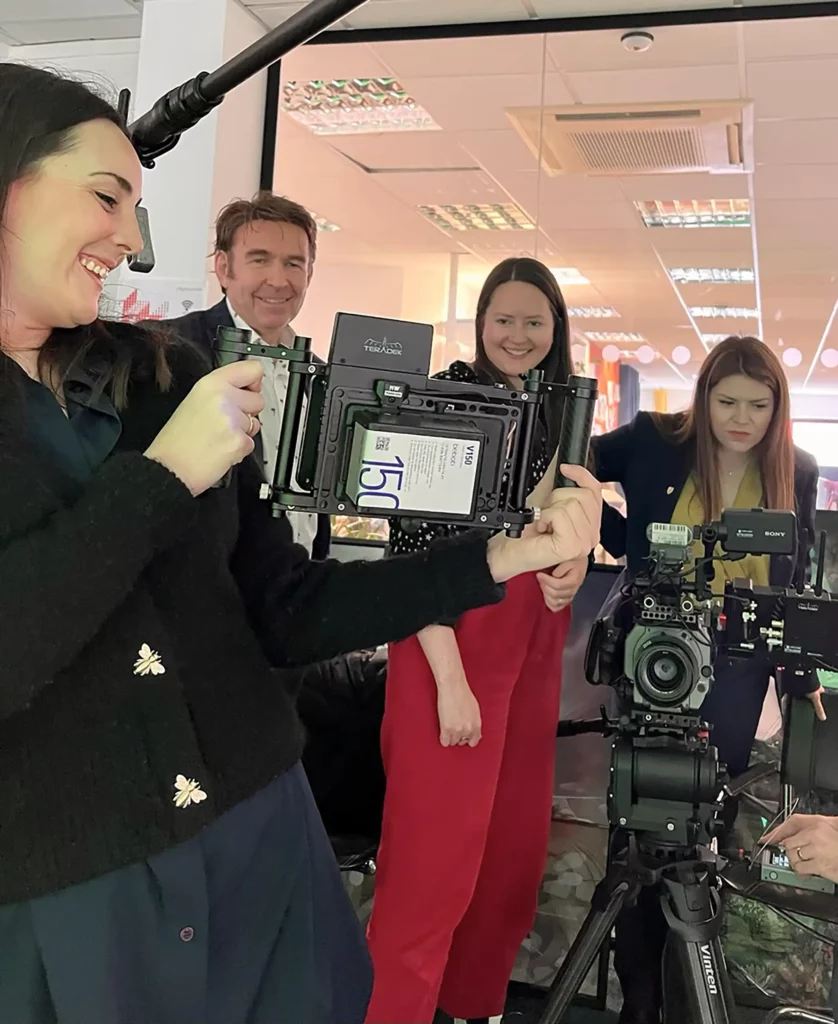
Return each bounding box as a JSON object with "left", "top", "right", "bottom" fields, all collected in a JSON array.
[{"left": 552, "top": 375, "right": 598, "bottom": 488}]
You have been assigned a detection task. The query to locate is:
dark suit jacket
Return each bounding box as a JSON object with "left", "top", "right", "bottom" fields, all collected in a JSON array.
[
  {"left": 158, "top": 299, "right": 332, "bottom": 561},
  {"left": 159, "top": 296, "right": 234, "bottom": 357},
  {"left": 592, "top": 411, "right": 819, "bottom": 591}
]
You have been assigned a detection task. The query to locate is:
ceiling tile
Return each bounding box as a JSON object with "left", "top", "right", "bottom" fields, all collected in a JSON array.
[
  {"left": 0, "top": 0, "right": 133, "bottom": 17},
  {"left": 370, "top": 35, "right": 547, "bottom": 79},
  {"left": 329, "top": 132, "right": 476, "bottom": 171},
  {"left": 368, "top": 168, "right": 505, "bottom": 206},
  {"left": 548, "top": 23, "right": 739, "bottom": 73},
  {"left": 642, "top": 228, "right": 756, "bottom": 257},
  {"left": 1, "top": 14, "right": 140, "bottom": 43},
  {"left": 755, "top": 118, "right": 838, "bottom": 165},
  {"left": 565, "top": 64, "right": 742, "bottom": 105},
  {"left": 618, "top": 173, "right": 750, "bottom": 201},
  {"left": 341, "top": 0, "right": 527, "bottom": 29},
  {"left": 244, "top": 4, "right": 308, "bottom": 31},
  {"left": 747, "top": 58, "right": 838, "bottom": 120},
  {"left": 758, "top": 199, "right": 838, "bottom": 246},
  {"left": 401, "top": 73, "right": 574, "bottom": 132},
  {"left": 538, "top": 200, "right": 643, "bottom": 231},
  {"left": 652, "top": 245, "right": 755, "bottom": 267},
  {"left": 457, "top": 130, "right": 544, "bottom": 178},
  {"left": 744, "top": 14, "right": 838, "bottom": 60},
  {"left": 530, "top": 0, "right": 730, "bottom": 14},
  {"left": 758, "top": 246, "right": 838, "bottom": 276},
  {"left": 280, "top": 41, "right": 392, "bottom": 81},
  {"left": 755, "top": 164, "right": 838, "bottom": 201}
]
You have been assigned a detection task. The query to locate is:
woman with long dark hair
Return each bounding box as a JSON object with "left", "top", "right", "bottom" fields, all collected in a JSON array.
[
  {"left": 365, "top": 258, "right": 585, "bottom": 1024},
  {"left": 0, "top": 66, "right": 603, "bottom": 1024},
  {"left": 587, "top": 336, "right": 822, "bottom": 1024}
]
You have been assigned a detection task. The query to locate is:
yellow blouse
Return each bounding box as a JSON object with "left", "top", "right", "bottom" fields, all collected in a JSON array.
[{"left": 670, "top": 464, "right": 770, "bottom": 596}]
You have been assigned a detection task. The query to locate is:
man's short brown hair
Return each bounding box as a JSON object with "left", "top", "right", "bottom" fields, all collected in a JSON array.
[{"left": 214, "top": 191, "right": 318, "bottom": 264}]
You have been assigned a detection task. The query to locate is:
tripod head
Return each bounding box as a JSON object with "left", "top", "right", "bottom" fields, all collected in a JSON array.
[{"left": 559, "top": 709, "right": 727, "bottom": 850}]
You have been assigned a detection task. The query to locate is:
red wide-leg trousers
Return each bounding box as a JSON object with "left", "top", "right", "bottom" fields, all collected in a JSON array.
[{"left": 365, "top": 572, "right": 570, "bottom": 1024}]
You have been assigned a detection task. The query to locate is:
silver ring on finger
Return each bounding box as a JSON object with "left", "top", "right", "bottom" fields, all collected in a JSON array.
[{"left": 247, "top": 415, "right": 258, "bottom": 437}]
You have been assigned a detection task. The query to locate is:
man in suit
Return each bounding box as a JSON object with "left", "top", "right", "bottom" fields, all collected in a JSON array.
[
  {"left": 162, "top": 191, "right": 329, "bottom": 559},
  {"left": 160, "top": 192, "right": 386, "bottom": 846}
]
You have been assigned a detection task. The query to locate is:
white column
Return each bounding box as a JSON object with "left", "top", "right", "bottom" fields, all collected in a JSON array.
[{"left": 105, "top": 0, "right": 268, "bottom": 321}]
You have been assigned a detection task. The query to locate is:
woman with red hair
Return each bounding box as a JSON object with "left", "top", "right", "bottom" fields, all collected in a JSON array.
[{"left": 586, "top": 336, "right": 823, "bottom": 1024}]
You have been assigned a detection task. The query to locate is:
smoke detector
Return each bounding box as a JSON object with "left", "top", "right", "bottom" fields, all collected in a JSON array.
[{"left": 622, "top": 31, "right": 655, "bottom": 53}]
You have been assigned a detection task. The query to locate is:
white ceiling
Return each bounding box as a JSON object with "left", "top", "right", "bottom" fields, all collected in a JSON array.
[
  {"left": 0, "top": 0, "right": 141, "bottom": 45},
  {"left": 271, "top": 13, "right": 838, "bottom": 390},
  {"left": 244, "top": 0, "right": 838, "bottom": 33},
  {"left": 2, "top": 0, "right": 838, "bottom": 45}
]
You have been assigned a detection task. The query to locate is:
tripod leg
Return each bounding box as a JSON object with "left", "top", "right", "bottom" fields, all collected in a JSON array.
[
  {"left": 668, "top": 934, "right": 739, "bottom": 1024},
  {"left": 535, "top": 868, "right": 636, "bottom": 1024},
  {"left": 660, "top": 864, "right": 741, "bottom": 1024}
]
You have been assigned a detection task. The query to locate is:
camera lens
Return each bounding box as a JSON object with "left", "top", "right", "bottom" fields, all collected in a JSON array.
[
  {"left": 648, "top": 652, "right": 682, "bottom": 690},
  {"left": 635, "top": 636, "right": 696, "bottom": 707}
]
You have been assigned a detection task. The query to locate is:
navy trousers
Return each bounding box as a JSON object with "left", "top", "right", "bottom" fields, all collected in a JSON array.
[{"left": 0, "top": 765, "right": 372, "bottom": 1024}]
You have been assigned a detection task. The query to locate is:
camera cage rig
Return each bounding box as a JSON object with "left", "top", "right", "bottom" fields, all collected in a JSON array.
[{"left": 214, "top": 312, "right": 598, "bottom": 535}]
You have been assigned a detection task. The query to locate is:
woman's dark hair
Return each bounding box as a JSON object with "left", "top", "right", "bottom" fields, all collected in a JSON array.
[
  {"left": 473, "top": 256, "right": 571, "bottom": 455},
  {"left": 0, "top": 63, "right": 172, "bottom": 408},
  {"left": 654, "top": 335, "right": 794, "bottom": 517}
]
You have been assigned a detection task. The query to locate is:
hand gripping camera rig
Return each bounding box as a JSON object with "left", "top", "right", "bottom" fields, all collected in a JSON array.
[
  {"left": 214, "top": 313, "right": 598, "bottom": 531},
  {"left": 538, "top": 508, "right": 838, "bottom": 1024}
]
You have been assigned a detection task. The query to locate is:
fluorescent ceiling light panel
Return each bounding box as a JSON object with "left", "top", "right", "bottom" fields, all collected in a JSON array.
[
  {"left": 636, "top": 199, "right": 751, "bottom": 229},
  {"left": 419, "top": 203, "right": 535, "bottom": 232},
  {"left": 690, "top": 306, "right": 758, "bottom": 319},
  {"left": 310, "top": 212, "right": 340, "bottom": 232},
  {"left": 669, "top": 267, "right": 755, "bottom": 285},
  {"left": 550, "top": 267, "right": 589, "bottom": 285},
  {"left": 282, "top": 78, "right": 439, "bottom": 136},
  {"left": 568, "top": 307, "right": 620, "bottom": 319},
  {"left": 585, "top": 332, "right": 645, "bottom": 343}
]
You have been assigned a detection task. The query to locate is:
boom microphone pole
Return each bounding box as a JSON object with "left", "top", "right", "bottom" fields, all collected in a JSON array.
[{"left": 128, "top": 0, "right": 372, "bottom": 167}]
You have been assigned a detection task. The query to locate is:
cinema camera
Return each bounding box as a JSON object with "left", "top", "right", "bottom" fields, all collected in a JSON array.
[
  {"left": 538, "top": 508, "right": 838, "bottom": 1024},
  {"left": 582, "top": 507, "right": 818, "bottom": 846},
  {"left": 214, "top": 314, "right": 598, "bottom": 534}
]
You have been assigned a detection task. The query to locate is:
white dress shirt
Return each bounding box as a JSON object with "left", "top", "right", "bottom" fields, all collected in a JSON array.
[{"left": 227, "top": 301, "right": 320, "bottom": 555}]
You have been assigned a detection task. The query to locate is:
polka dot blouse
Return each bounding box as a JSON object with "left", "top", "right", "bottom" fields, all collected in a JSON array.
[{"left": 388, "top": 361, "right": 551, "bottom": 556}]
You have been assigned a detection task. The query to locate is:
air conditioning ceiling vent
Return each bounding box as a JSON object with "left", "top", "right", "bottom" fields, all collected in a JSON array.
[{"left": 506, "top": 101, "right": 753, "bottom": 177}]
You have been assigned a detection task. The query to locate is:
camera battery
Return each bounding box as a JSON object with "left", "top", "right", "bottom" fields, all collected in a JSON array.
[{"left": 346, "top": 423, "right": 481, "bottom": 516}]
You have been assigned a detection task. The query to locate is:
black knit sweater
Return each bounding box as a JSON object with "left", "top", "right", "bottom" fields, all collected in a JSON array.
[{"left": 0, "top": 336, "right": 504, "bottom": 906}]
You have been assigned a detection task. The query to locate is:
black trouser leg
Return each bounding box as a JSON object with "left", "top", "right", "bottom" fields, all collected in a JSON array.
[{"left": 614, "top": 883, "right": 669, "bottom": 1023}]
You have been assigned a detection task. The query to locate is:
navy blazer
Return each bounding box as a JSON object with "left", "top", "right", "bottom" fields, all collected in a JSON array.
[
  {"left": 157, "top": 299, "right": 332, "bottom": 561},
  {"left": 158, "top": 296, "right": 234, "bottom": 355},
  {"left": 592, "top": 411, "right": 819, "bottom": 591}
]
